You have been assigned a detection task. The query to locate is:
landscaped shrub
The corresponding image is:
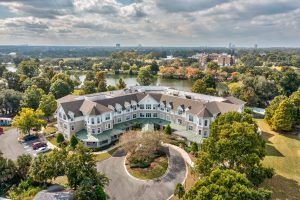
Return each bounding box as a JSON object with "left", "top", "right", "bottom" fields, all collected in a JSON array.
[
  {"left": 56, "top": 133, "right": 65, "bottom": 144},
  {"left": 129, "top": 151, "right": 164, "bottom": 168}
]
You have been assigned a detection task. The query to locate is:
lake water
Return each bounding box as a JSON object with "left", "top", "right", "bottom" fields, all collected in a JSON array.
[
  {"left": 80, "top": 74, "right": 194, "bottom": 91},
  {"left": 4, "top": 64, "right": 194, "bottom": 91}
]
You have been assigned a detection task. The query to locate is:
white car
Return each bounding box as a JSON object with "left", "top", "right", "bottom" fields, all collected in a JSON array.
[{"left": 36, "top": 146, "right": 51, "bottom": 154}]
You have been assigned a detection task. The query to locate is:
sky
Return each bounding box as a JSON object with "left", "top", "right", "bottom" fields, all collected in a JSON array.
[{"left": 0, "top": 0, "right": 299, "bottom": 47}]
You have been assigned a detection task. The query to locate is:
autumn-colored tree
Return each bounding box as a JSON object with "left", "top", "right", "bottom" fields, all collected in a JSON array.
[{"left": 12, "top": 108, "right": 46, "bottom": 135}]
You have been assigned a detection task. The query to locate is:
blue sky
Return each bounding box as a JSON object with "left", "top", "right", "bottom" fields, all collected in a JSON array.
[{"left": 0, "top": 0, "right": 299, "bottom": 47}]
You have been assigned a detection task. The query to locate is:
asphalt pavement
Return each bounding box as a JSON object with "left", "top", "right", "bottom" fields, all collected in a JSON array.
[
  {"left": 0, "top": 128, "right": 43, "bottom": 160},
  {"left": 97, "top": 146, "right": 187, "bottom": 200}
]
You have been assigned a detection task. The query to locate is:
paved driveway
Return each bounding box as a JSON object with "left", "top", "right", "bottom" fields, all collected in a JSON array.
[
  {"left": 97, "top": 146, "right": 187, "bottom": 200},
  {"left": 0, "top": 128, "right": 43, "bottom": 160}
]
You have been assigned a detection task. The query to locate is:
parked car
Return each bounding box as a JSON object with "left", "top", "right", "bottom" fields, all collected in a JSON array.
[
  {"left": 0, "top": 127, "right": 4, "bottom": 135},
  {"left": 36, "top": 147, "right": 51, "bottom": 154},
  {"left": 18, "top": 134, "right": 39, "bottom": 143},
  {"left": 32, "top": 142, "right": 47, "bottom": 150}
]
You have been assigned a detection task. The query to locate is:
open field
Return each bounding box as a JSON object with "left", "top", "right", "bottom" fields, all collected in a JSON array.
[{"left": 257, "top": 119, "right": 300, "bottom": 199}]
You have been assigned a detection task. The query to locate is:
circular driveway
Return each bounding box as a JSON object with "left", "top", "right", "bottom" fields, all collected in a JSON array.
[{"left": 97, "top": 146, "right": 187, "bottom": 200}]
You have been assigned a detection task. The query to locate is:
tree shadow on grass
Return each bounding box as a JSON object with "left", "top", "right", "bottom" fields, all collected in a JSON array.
[
  {"left": 261, "top": 175, "right": 300, "bottom": 200},
  {"left": 265, "top": 144, "right": 284, "bottom": 157}
]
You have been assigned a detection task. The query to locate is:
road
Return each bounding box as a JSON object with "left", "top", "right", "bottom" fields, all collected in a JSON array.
[
  {"left": 0, "top": 128, "right": 43, "bottom": 160},
  {"left": 97, "top": 146, "right": 187, "bottom": 200}
]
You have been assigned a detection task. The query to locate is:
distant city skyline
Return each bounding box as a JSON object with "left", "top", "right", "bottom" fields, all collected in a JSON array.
[{"left": 0, "top": 0, "right": 299, "bottom": 47}]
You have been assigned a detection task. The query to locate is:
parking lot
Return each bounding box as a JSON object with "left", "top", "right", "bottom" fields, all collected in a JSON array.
[{"left": 0, "top": 128, "right": 49, "bottom": 160}]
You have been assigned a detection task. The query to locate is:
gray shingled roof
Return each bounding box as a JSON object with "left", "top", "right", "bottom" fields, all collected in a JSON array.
[{"left": 58, "top": 92, "right": 242, "bottom": 118}]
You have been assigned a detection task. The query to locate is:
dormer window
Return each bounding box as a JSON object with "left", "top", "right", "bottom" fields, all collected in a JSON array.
[
  {"left": 126, "top": 107, "right": 130, "bottom": 112},
  {"left": 105, "top": 114, "right": 110, "bottom": 120},
  {"left": 140, "top": 104, "right": 144, "bottom": 109},
  {"left": 132, "top": 105, "right": 137, "bottom": 110},
  {"left": 91, "top": 118, "right": 95, "bottom": 125},
  {"left": 117, "top": 109, "right": 122, "bottom": 114},
  {"left": 189, "top": 115, "right": 193, "bottom": 122},
  {"left": 178, "top": 110, "right": 183, "bottom": 115}
]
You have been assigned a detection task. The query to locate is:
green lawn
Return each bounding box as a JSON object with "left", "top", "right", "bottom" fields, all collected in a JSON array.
[
  {"left": 256, "top": 119, "right": 300, "bottom": 199},
  {"left": 126, "top": 156, "right": 168, "bottom": 180},
  {"left": 94, "top": 148, "right": 119, "bottom": 162},
  {"left": 49, "top": 137, "right": 58, "bottom": 146}
]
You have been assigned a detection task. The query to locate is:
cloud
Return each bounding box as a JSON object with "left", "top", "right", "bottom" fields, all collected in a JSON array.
[{"left": 0, "top": 0, "right": 299, "bottom": 46}]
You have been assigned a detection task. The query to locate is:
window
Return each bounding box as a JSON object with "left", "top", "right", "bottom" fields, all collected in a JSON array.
[
  {"left": 70, "top": 116, "right": 74, "bottom": 121},
  {"left": 140, "top": 113, "right": 145, "bottom": 118},
  {"left": 126, "top": 107, "right": 130, "bottom": 112},
  {"left": 177, "top": 119, "right": 182, "bottom": 125},
  {"left": 189, "top": 115, "right": 194, "bottom": 122},
  {"left": 153, "top": 105, "right": 157, "bottom": 110},
  {"left": 132, "top": 105, "right": 137, "bottom": 110},
  {"left": 166, "top": 107, "right": 170, "bottom": 112},
  {"left": 105, "top": 114, "right": 110, "bottom": 120},
  {"left": 153, "top": 113, "right": 158, "bottom": 118},
  {"left": 92, "top": 129, "right": 95, "bottom": 134},
  {"left": 178, "top": 110, "right": 183, "bottom": 115},
  {"left": 97, "top": 117, "right": 100, "bottom": 124},
  {"left": 140, "top": 104, "right": 144, "bottom": 109},
  {"left": 126, "top": 115, "right": 130, "bottom": 121},
  {"left": 106, "top": 123, "right": 111, "bottom": 130},
  {"left": 98, "top": 128, "right": 101, "bottom": 133},
  {"left": 59, "top": 112, "right": 62, "bottom": 118},
  {"left": 63, "top": 114, "right": 66, "bottom": 120},
  {"left": 91, "top": 118, "right": 95, "bottom": 124},
  {"left": 188, "top": 125, "right": 193, "bottom": 131},
  {"left": 117, "top": 109, "right": 122, "bottom": 114},
  {"left": 146, "top": 104, "right": 151, "bottom": 109},
  {"left": 117, "top": 118, "right": 122, "bottom": 123},
  {"left": 146, "top": 113, "right": 151, "bottom": 118},
  {"left": 160, "top": 107, "right": 164, "bottom": 111},
  {"left": 198, "top": 130, "right": 202, "bottom": 135},
  {"left": 204, "top": 131, "right": 208, "bottom": 138},
  {"left": 199, "top": 120, "right": 202, "bottom": 126},
  {"left": 133, "top": 114, "right": 137, "bottom": 119},
  {"left": 71, "top": 125, "right": 74, "bottom": 131},
  {"left": 204, "top": 120, "right": 208, "bottom": 127},
  {"left": 100, "top": 140, "right": 108, "bottom": 145}
]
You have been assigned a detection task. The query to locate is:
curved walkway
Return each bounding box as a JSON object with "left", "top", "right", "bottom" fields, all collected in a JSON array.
[{"left": 96, "top": 146, "right": 187, "bottom": 200}]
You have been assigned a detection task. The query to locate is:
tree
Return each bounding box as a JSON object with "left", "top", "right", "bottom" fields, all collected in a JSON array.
[
  {"left": 184, "top": 169, "right": 271, "bottom": 200},
  {"left": 56, "top": 133, "right": 65, "bottom": 144},
  {"left": 97, "top": 80, "right": 107, "bottom": 92},
  {"left": 270, "top": 99, "right": 293, "bottom": 131},
  {"left": 17, "top": 60, "right": 39, "bottom": 78},
  {"left": 0, "top": 64, "right": 7, "bottom": 77},
  {"left": 0, "top": 151, "right": 17, "bottom": 191},
  {"left": 85, "top": 71, "right": 95, "bottom": 81},
  {"left": 38, "top": 93, "right": 57, "bottom": 121},
  {"left": 119, "top": 131, "right": 166, "bottom": 163},
  {"left": 31, "top": 76, "right": 51, "bottom": 93},
  {"left": 265, "top": 95, "right": 287, "bottom": 123},
  {"left": 116, "top": 78, "right": 126, "bottom": 89},
  {"left": 3, "top": 71, "right": 21, "bottom": 91},
  {"left": 278, "top": 68, "right": 300, "bottom": 96},
  {"left": 137, "top": 66, "right": 153, "bottom": 86},
  {"left": 21, "top": 85, "right": 45, "bottom": 110},
  {"left": 12, "top": 108, "right": 46, "bottom": 135},
  {"left": 70, "top": 134, "right": 79, "bottom": 149},
  {"left": 95, "top": 71, "right": 106, "bottom": 86},
  {"left": 190, "top": 142, "right": 198, "bottom": 154},
  {"left": 107, "top": 85, "right": 117, "bottom": 91},
  {"left": 206, "top": 61, "right": 219, "bottom": 71},
  {"left": 50, "top": 79, "right": 72, "bottom": 99},
  {"left": 174, "top": 183, "right": 185, "bottom": 199},
  {"left": 30, "top": 149, "right": 67, "bottom": 183},
  {"left": 196, "top": 112, "right": 273, "bottom": 185},
  {"left": 16, "top": 154, "right": 32, "bottom": 179},
  {"left": 65, "top": 144, "right": 108, "bottom": 190},
  {"left": 191, "top": 80, "right": 208, "bottom": 94},
  {"left": 164, "top": 124, "right": 172, "bottom": 135},
  {"left": 150, "top": 61, "right": 159, "bottom": 75},
  {"left": 82, "top": 81, "right": 96, "bottom": 94},
  {"left": 0, "top": 89, "right": 22, "bottom": 114}
]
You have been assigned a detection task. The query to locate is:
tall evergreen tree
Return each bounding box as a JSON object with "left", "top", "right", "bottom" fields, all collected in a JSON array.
[{"left": 271, "top": 100, "right": 294, "bottom": 131}]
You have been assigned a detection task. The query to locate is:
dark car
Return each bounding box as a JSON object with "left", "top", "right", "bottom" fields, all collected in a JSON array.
[
  {"left": 32, "top": 142, "right": 47, "bottom": 150},
  {"left": 0, "top": 127, "right": 4, "bottom": 135},
  {"left": 18, "top": 134, "right": 39, "bottom": 143}
]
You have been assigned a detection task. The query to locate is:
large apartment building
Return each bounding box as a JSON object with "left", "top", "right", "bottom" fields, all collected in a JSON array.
[
  {"left": 192, "top": 53, "right": 235, "bottom": 67},
  {"left": 56, "top": 86, "right": 245, "bottom": 148}
]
